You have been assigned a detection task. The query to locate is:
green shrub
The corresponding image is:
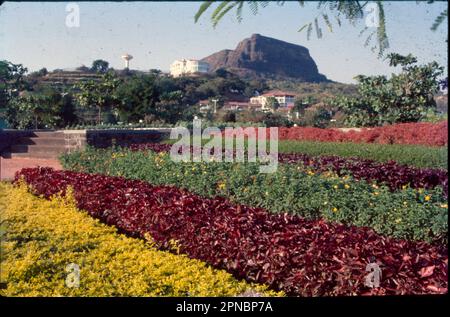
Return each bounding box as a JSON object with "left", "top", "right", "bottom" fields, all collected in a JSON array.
[
  {"left": 277, "top": 141, "right": 448, "bottom": 169},
  {"left": 162, "top": 138, "right": 448, "bottom": 169}
]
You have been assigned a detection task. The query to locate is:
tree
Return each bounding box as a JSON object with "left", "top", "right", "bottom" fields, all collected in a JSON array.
[
  {"left": 156, "top": 90, "right": 185, "bottom": 124},
  {"left": 293, "top": 97, "right": 313, "bottom": 115},
  {"left": 5, "top": 91, "right": 69, "bottom": 129},
  {"left": 115, "top": 74, "right": 159, "bottom": 123},
  {"left": 195, "top": 1, "right": 447, "bottom": 57},
  {"left": 265, "top": 96, "right": 279, "bottom": 112},
  {"left": 91, "top": 59, "right": 109, "bottom": 73},
  {"left": 0, "top": 60, "right": 28, "bottom": 109},
  {"left": 334, "top": 53, "right": 444, "bottom": 126},
  {"left": 74, "top": 72, "right": 120, "bottom": 124}
]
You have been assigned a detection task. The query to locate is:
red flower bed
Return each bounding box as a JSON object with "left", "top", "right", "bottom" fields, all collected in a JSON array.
[
  {"left": 16, "top": 167, "right": 448, "bottom": 296},
  {"left": 222, "top": 121, "right": 448, "bottom": 146}
]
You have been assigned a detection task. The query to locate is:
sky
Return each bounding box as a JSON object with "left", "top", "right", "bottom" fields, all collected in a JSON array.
[{"left": 0, "top": 1, "right": 448, "bottom": 83}]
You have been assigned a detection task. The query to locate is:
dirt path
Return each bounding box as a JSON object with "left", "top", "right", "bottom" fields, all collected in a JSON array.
[{"left": 0, "top": 157, "right": 62, "bottom": 181}]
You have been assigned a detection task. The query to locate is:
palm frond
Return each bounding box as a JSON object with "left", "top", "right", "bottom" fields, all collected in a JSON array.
[
  {"left": 298, "top": 23, "right": 309, "bottom": 33},
  {"left": 322, "top": 14, "right": 333, "bottom": 32},
  {"left": 212, "top": 2, "right": 239, "bottom": 28},
  {"left": 194, "top": 1, "right": 215, "bottom": 23},
  {"left": 431, "top": 9, "right": 447, "bottom": 31},
  {"left": 314, "top": 17, "right": 323, "bottom": 38},
  {"left": 375, "top": 1, "right": 389, "bottom": 57},
  {"left": 236, "top": 1, "right": 244, "bottom": 23},
  {"left": 306, "top": 23, "right": 313, "bottom": 40},
  {"left": 211, "top": 1, "right": 230, "bottom": 21}
]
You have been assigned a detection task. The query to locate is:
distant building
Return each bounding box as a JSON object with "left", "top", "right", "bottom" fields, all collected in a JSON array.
[
  {"left": 250, "top": 90, "right": 297, "bottom": 110},
  {"left": 222, "top": 101, "right": 253, "bottom": 112},
  {"left": 170, "top": 59, "right": 209, "bottom": 77}
]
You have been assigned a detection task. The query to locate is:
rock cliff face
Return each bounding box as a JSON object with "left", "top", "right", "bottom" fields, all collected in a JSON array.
[{"left": 201, "top": 34, "right": 329, "bottom": 82}]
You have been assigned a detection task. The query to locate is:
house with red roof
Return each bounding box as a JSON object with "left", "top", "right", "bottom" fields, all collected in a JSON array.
[{"left": 250, "top": 90, "right": 297, "bottom": 110}]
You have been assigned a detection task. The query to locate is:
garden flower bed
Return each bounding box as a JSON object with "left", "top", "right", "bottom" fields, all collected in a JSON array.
[
  {"left": 126, "top": 143, "right": 448, "bottom": 197},
  {"left": 60, "top": 148, "right": 448, "bottom": 242},
  {"left": 15, "top": 168, "right": 448, "bottom": 296},
  {"left": 0, "top": 182, "right": 276, "bottom": 297}
]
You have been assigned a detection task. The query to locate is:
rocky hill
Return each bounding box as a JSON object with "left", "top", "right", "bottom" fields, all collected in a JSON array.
[{"left": 201, "top": 34, "right": 329, "bottom": 82}]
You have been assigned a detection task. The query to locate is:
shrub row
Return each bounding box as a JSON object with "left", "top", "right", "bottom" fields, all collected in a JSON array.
[
  {"left": 162, "top": 138, "right": 448, "bottom": 169},
  {"left": 0, "top": 182, "right": 274, "bottom": 297},
  {"left": 128, "top": 143, "right": 448, "bottom": 197},
  {"left": 277, "top": 141, "right": 448, "bottom": 169},
  {"left": 222, "top": 121, "right": 448, "bottom": 146},
  {"left": 15, "top": 168, "right": 448, "bottom": 296},
  {"left": 60, "top": 148, "right": 448, "bottom": 242}
]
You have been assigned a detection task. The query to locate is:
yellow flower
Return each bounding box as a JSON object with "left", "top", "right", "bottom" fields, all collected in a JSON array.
[
  {"left": 373, "top": 192, "right": 379, "bottom": 196},
  {"left": 440, "top": 204, "right": 448, "bottom": 209},
  {"left": 401, "top": 185, "right": 407, "bottom": 190},
  {"left": 332, "top": 207, "right": 338, "bottom": 213},
  {"left": 424, "top": 195, "right": 431, "bottom": 201},
  {"left": 403, "top": 201, "right": 408, "bottom": 206},
  {"left": 344, "top": 184, "right": 350, "bottom": 189},
  {"left": 395, "top": 218, "right": 402, "bottom": 223},
  {"left": 333, "top": 185, "right": 338, "bottom": 189},
  {"left": 217, "top": 182, "right": 226, "bottom": 190}
]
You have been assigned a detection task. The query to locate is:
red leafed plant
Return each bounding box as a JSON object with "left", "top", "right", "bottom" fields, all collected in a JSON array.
[
  {"left": 15, "top": 167, "right": 448, "bottom": 296},
  {"left": 222, "top": 121, "right": 448, "bottom": 147}
]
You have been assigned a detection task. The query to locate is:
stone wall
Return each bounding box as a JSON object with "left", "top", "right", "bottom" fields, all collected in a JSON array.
[
  {"left": 62, "top": 129, "right": 172, "bottom": 153},
  {"left": 85, "top": 129, "right": 171, "bottom": 148},
  {"left": 1, "top": 129, "right": 172, "bottom": 156},
  {"left": 0, "top": 130, "right": 33, "bottom": 154}
]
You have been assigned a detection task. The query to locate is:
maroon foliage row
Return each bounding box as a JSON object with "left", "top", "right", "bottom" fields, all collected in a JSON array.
[{"left": 16, "top": 167, "right": 448, "bottom": 296}]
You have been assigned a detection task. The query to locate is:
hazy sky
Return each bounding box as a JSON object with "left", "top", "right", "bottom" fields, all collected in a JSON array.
[{"left": 0, "top": 1, "right": 447, "bottom": 83}]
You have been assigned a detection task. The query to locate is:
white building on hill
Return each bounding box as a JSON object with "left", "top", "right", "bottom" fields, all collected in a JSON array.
[
  {"left": 250, "top": 90, "right": 297, "bottom": 110},
  {"left": 170, "top": 59, "right": 209, "bottom": 77}
]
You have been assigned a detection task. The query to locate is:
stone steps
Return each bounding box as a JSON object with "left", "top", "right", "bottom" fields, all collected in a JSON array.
[
  {"left": 3, "top": 131, "right": 67, "bottom": 159},
  {"left": 16, "top": 136, "right": 67, "bottom": 146}
]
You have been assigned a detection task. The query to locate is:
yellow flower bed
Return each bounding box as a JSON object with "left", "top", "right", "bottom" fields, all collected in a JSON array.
[{"left": 0, "top": 182, "right": 280, "bottom": 297}]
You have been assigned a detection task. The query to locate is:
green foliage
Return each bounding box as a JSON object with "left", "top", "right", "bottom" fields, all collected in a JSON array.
[
  {"left": 60, "top": 147, "right": 448, "bottom": 242},
  {"left": 265, "top": 96, "right": 279, "bottom": 111},
  {"left": 5, "top": 89, "right": 75, "bottom": 129},
  {"left": 91, "top": 59, "right": 109, "bottom": 73},
  {"left": 262, "top": 112, "right": 291, "bottom": 127},
  {"left": 114, "top": 73, "right": 160, "bottom": 122},
  {"left": 300, "top": 104, "right": 332, "bottom": 128},
  {"left": 277, "top": 140, "right": 448, "bottom": 169},
  {"left": 334, "top": 53, "right": 445, "bottom": 127},
  {"left": 74, "top": 71, "right": 121, "bottom": 124},
  {"left": 0, "top": 60, "right": 28, "bottom": 109},
  {"left": 267, "top": 80, "right": 358, "bottom": 102},
  {"left": 430, "top": 8, "right": 448, "bottom": 31}
]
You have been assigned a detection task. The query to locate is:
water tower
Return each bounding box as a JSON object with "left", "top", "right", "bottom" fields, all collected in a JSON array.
[{"left": 121, "top": 53, "right": 133, "bottom": 69}]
